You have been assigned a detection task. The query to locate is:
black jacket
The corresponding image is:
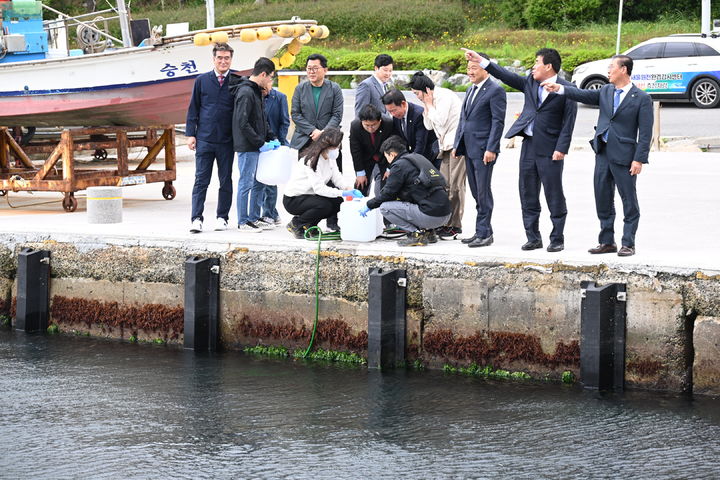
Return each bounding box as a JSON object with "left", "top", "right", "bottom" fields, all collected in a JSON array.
[
  {"left": 229, "top": 75, "right": 275, "bottom": 152},
  {"left": 367, "top": 152, "right": 450, "bottom": 217},
  {"left": 349, "top": 117, "right": 395, "bottom": 176}
]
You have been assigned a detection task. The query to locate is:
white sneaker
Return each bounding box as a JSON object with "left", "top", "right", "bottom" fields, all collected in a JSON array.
[
  {"left": 272, "top": 217, "right": 282, "bottom": 225},
  {"left": 238, "top": 221, "right": 262, "bottom": 233},
  {"left": 214, "top": 217, "right": 228, "bottom": 231},
  {"left": 190, "top": 218, "right": 202, "bottom": 233},
  {"left": 257, "top": 217, "right": 276, "bottom": 230}
]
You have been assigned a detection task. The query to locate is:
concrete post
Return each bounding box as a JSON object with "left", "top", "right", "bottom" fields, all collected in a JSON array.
[
  {"left": 87, "top": 186, "right": 122, "bottom": 224},
  {"left": 15, "top": 248, "right": 51, "bottom": 333},
  {"left": 367, "top": 268, "right": 407, "bottom": 370},
  {"left": 580, "top": 281, "right": 627, "bottom": 391},
  {"left": 184, "top": 257, "right": 220, "bottom": 351}
]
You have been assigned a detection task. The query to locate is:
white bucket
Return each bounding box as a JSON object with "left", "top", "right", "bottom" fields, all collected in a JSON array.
[
  {"left": 255, "top": 146, "right": 298, "bottom": 185},
  {"left": 338, "top": 198, "right": 383, "bottom": 242}
]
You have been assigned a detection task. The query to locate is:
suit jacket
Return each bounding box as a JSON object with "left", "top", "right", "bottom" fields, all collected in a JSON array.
[
  {"left": 563, "top": 84, "right": 653, "bottom": 165},
  {"left": 394, "top": 102, "right": 438, "bottom": 161},
  {"left": 354, "top": 75, "right": 388, "bottom": 117},
  {"left": 485, "top": 62, "right": 577, "bottom": 157},
  {"left": 264, "top": 88, "right": 290, "bottom": 146},
  {"left": 185, "top": 70, "right": 234, "bottom": 144},
  {"left": 290, "top": 79, "right": 344, "bottom": 149},
  {"left": 454, "top": 79, "right": 506, "bottom": 159},
  {"left": 349, "top": 117, "right": 396, "bottom": 176}
]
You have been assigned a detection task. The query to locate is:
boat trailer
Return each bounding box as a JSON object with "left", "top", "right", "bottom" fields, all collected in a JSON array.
[{"left": 0, "top": 125, "right": 176, "bottom": 211}]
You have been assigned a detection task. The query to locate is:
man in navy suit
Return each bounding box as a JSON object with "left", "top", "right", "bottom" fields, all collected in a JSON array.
[
  {"left": 453, "top": 52, "right": 506, "bottom": 248},
  {"left": 464, "top": 47, "right": 577, "bottom": 252},
  {"left": 354, "top": 54, "right": 393, "bottom": 118},
  {"left": 186, "top": 42, "right": 235, "bottom": 233},
  {"left": 542, "top": 55, "right": 653, "bottom": 257},
  {"left": 380, "top": 89, "right": 438, "bottom": 165}
]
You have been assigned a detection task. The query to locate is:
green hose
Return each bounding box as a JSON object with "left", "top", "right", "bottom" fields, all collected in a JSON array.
[{"left": 300, "top": 225, "right": 327, "bottom": 358}]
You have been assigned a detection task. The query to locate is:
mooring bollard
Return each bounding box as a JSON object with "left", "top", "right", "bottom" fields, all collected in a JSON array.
[
  {"left": 184, "top": 257, "right": 220, "bottom": 352},
  {"left": 580, "top": 281, "right": 627, "bottom": 391},
  {"left": 367, "top": 268, "right": 407, "bottom": 370},
  {"left": 87, "top": 186, "right": 123, "bottom": 224},
  {"left": 16, "top": 248, "right": 51, "bottom": 333}
]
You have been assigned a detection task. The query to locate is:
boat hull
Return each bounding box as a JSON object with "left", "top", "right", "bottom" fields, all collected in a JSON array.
[{"left": 0, "top": 25, "right": 294, "bottom": 127}]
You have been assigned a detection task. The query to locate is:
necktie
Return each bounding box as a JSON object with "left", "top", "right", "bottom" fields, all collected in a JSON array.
[
  {"left": 613, "top": 88, "right": 622, "bottom": 113},
  {"left": 218, "top": 74, "right": 224, "bottom": 87},
  {"left": 383, "top": 83, "right": 389, "bottom": 93},
  {"left": 603, "top": 88, "right": 623, "bottom": 142},
  {"left": 537, "top": 84, "right": 544, "bottom": 108},
  {"left": 465, "top": 85, "right": 477, "bottom": 110}
]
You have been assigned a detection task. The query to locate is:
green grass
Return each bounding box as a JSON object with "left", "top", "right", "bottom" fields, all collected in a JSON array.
[{"left": 443, "top": 362, "right": 532, "bottom": 380}]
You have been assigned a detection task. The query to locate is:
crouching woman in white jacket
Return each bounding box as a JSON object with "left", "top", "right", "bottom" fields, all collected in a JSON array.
[{"left": 283, "top": 128, "right": 362, "bottom": 238}]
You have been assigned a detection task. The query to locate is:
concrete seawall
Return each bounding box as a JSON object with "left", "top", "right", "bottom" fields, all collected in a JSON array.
[{"left": 2, "top": 233, "right": 719, "bottom": 395}]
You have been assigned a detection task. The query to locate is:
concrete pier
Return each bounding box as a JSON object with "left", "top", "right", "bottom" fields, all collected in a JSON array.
[{"left": 1, "top": 107, "right": 720, "bottom": 395}]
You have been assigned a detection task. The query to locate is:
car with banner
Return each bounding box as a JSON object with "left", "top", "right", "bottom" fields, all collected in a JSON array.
[{"left": 571, "top": 34, "right": 720, "bottom": 108}]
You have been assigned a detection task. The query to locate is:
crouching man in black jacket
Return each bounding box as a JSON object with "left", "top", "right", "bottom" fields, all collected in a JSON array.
[{"left": 361, "top": 136, "right": 451, "bottom": 247}]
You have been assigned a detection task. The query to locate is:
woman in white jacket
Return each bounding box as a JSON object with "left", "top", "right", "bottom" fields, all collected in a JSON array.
[{"left": 283, "top": 128, "right": 362, "bottom": 238}]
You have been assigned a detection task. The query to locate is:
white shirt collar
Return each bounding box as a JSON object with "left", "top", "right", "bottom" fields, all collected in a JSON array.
[{"left": 214, "top": 69, "right": 227, "bottom": 78}]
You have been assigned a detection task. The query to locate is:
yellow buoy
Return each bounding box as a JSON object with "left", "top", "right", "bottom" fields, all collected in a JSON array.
[
  {"left": 279, "top": 52, "right": 296, "bottom": 68},
  {"left": 240, "top": 28, "right": 257, "bottom": 42},
  {"left": 297, "top": 33, "right": 312, "bottom": 44},
  {"left": 318, "top": 25, "right": 330, "bottom": 39},
  {"left": 256, "top": 26, "right": 273, "bottom": 40},
  {"left": 308, "top": 25, "right": 323, "bottom": 38},
  {"left": 271, "top": 57, "right": 281, "bottom": 70},
  {"left": 293, "top": 24, "right": 306, "bottom": 37},
  {"left": 209, "top": 31, "right": 229, "bottom": 43},
  {"left": 276, "top": 24, "right": 294, "bottom": 38},
  {"left": 287, "top": 39, "right": 302, "bottom": 55},
  {"left": 193, "top": 33, "right": 211, "bottom": 46}
]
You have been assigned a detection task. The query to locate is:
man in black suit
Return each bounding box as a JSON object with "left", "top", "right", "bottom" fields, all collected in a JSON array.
[
  {"left": 542, "top": 55, "right": 653, "bottom": 257},
  {"left": 464, "top": 47, "right": 577, "bottom": 252},
  {"left": 380, "top": 89, "right": 438, "bottom": 165},
  {"left": 349, "top": 104, "right": 395, "bottom": 197},
  {"left": 453, "top": 52, "right": 506, "bottom": 248}
]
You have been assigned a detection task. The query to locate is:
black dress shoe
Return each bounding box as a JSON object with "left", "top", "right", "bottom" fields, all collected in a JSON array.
[
  {"left": 521, "top": 240, "right": 543, "bottom": 251},
  {"left": 617, "top": 246, "right": 635, "bottom": 257},
  {"left": 461, "top": 235, "right": 478, "bottom": 244},
  {"left": 468, "top": 235, "right": 493, "bottom": 248},
  {"left": 547, "top": 242, "right": 564, "bottom": 252},
  {"left": 588, "top": 244, "right": 617, "bottom": 254}
]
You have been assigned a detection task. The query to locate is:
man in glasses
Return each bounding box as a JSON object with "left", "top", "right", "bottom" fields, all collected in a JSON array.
[
  {"left": 290, "top": 53, "right": 345, "bottom": 230},
  {"left": 186, "top": 42, "right": 235, "bottom": 233}
]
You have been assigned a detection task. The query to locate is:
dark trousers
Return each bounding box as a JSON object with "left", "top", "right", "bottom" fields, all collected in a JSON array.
[
  {"left": 283, "top": 194, "right": 343, "bottom": 228},
  {"left": 191, "top": 140, "right": 234, "bottom": 222},
  {"left": 519, "top": 137, "right": 567, "bottom": 244},
  {"left": 465, "top": 153, "right": 494, "bottom": 238},
  {"left": 594, "top": 151, "right": 640, "bottom": 247}
]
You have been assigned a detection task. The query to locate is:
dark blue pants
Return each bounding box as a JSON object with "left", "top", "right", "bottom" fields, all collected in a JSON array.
[
  {"left": 519, "top": 137, "right": 567, "bottom": 244},
  {"left": 594, "top": 152, "right": 639, "bottom": 248},
  {"left": 465, "top": 153, "right": 494, "bottom": 238},
  {"left": 191, "top": 140, "right": 234, "bottom": 222}
]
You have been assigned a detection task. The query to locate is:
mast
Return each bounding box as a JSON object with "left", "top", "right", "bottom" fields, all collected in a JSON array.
[
  {"left": 206, "top": 0, "right": 215, "bottom": 29},
  {"left": 116, "top": 0, "right": 132, "bottom": 47}
]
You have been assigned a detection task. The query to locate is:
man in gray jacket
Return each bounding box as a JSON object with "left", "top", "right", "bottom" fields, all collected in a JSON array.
[{"left": 290, "top": 53, "right": 344, "bottom": 155}]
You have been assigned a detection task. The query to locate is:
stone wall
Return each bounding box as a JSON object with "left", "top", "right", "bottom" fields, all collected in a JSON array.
[{"left": 1, "top": 238, "right": 720, "bottom": 395}]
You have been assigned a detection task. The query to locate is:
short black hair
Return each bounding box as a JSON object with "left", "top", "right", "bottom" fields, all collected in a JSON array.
[
  {"left": 380, "top": 135, "right": 407, "bottom": 156},
  {"left": 408, "top": 71, "right": 435, "bottom": 91},
  {"left": 306, "top": 53, "right": 328, "bottom": 68},
  {"left": 381, "top": 89, "right": 405, "bottom": 106},
  {"left": 613, "top": 54, "right": 634, "bottom": 76},
  {"left": 374, "top": 54, "right": 393, "bottom": 68},
  {"left": 535, "top": 48, "right": 561, "bottom": 73},
  {"left": 358, "top": 104, "right": 382, "bottom": 122},
  {"left": 252, "top": 57, "right": 275, "bottom": 76},
  {"left": 213, "top": 42, "right": 234, "bottom": 56}
]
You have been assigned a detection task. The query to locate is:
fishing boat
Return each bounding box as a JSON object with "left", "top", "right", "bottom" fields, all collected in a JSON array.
[{"left": 0, "top": 0, "right": 327, "bottom": 127}]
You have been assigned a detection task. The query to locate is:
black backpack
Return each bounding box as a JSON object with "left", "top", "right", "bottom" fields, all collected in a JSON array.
[{"left": 402, "top": 153, "right": 447, "bottom": 192}]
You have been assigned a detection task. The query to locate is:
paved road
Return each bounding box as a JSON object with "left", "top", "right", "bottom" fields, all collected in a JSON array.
[{"left": 340, "top": 90, "right": 719, "bottom": 142}]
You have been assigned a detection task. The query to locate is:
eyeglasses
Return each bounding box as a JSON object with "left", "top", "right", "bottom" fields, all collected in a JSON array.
[{"left": 306, "top": 66, "right": 322, "bottom": 72}]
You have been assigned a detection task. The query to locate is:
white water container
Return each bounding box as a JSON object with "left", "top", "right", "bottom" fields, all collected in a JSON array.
[
  {"left": 338, "top": 198, "right": 383, "bottom": 242},
  {"left": 255, "top": 146, "right": 298, "bottom": 185}
]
